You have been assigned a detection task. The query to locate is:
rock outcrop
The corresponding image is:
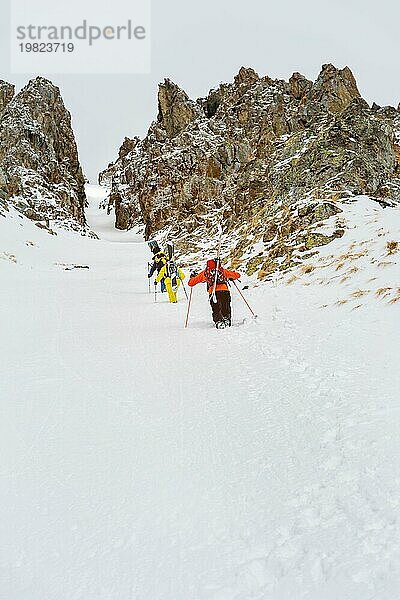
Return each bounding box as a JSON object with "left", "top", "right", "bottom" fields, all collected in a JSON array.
[
  {"left": 0, "top": 77, "right": 87, "bottom": 230},
  {"left": 308, "top": 64, "right": 361, "bottom": 113},
  {"left": 0, "top": 81, "right": 15, "bottom": 115},
  {"left": 157, "top": 79, "right": 200, "bottom": 138},
  {"left": 100, "top": 64, "right": 400, "bottom": 277}
]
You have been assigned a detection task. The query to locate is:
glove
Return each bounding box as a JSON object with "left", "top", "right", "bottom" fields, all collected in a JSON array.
[
  {"left": 190, "top": 271, "right": 197, "bottom": 278},
  {"left": 148, "top": 273, "right": 152, "bottom": 278},
  {"left": 154, "top": 280, "right": 158, "bottom": 286}
]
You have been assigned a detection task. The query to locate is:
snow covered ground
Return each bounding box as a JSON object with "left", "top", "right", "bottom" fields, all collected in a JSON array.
[{"left": 1, "top": 185, "right": 399, "bottom": 600}]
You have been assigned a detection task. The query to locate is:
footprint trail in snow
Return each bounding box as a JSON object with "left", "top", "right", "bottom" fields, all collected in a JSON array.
[{"left": 0, "top": 185, "right": 399, "bottom": 600}]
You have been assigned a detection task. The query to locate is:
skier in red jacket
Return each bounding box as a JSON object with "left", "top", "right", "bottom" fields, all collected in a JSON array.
[{"left": 188, "top": 259, "right": 240, "bottom": 328}]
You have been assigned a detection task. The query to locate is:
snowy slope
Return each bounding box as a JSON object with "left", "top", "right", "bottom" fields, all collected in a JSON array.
[{"left": 1, "top": 186, "right": 399, "bottom": 600}]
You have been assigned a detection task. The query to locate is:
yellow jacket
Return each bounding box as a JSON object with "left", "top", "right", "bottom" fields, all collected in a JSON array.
[{"left": 156, "top": 265, "right": 185, "bottom": 283}]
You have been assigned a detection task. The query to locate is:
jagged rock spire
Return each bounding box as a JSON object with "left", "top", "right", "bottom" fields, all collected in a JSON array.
[
  {"left": 157, "top": 79, "right": 198, "bottom": 138},
  {"left": 289, "top": 72, "right": 312, "bottom": 100},
  {"left": 309, "top": 63, "right": 361, "bottom": 113},
  {"left": 234, "top": 67, "right": 259, "bottom": 86},
  {"left": 0, "top": 76, "right": 87, "bottom": 229}
]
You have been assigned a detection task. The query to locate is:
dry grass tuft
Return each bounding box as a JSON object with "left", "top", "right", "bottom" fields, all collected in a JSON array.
[
  {"left": 386, "top": 240, "right": 399, "bottom": 255},
  {"left": 338, "top": 251, "right": 367, "bottom": 261},
  {"left": 378, "top": 261, "right": 394, "bottom": 268},
  {"left": 286, "top": 274, "right": 299, "bottom": 285},
  {"left": 0, "top": 252, "right": 17, "bottom": 263},
  {"left": 376, "top": 287, "right": 392, "bottom": 297},
  {"left": 351, "top": 289, "right": 369, "bottom": 298},
  {"left": 301, "top": 264, "right": 315, "bottom": 274},
  {"left": 388, "top": 289, "right": 400, "bottom": 305},
  {"left": 345, "top": 266, "right": 359, "bottom": 275},
  {"left": 335, "top": 299, "right": 348, "bottom": 306}
]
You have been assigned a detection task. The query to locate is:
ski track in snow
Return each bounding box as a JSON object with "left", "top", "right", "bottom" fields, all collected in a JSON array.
[{"left": 0, "top": 185, "right": 399, "bottom": 600}]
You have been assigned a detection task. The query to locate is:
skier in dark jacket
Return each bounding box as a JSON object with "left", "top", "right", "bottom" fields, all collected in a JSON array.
[{"left": 188, "top": 259, "right": 240, "bottom": 328}]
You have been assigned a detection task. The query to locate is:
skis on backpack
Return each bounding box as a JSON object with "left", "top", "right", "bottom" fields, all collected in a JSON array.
[
  {"left": 211, "top": 223, "right": 223, "bottom": 304},
  {"left": 166, "top": 241, "right": 179, "bottom": 291},
  {"left": 166, "top": 241, "right": 174, "bottom": 261},
  {"left": 148, "top": 240, "right": 161, "bottom": 254}
]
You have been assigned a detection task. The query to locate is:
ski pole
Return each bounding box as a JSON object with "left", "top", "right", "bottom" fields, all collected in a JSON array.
[
  {"left": 148, "top": 263, "right": 151, "bottom": 293},
  {"left": 185, "top": 287, "right": 193, "bottom": 328},
  {"left": 181, "top": 280, "right": 189, "bottom": 300},
  {"left": 154, "top": 281, "right": 157, "bottom": 303},
  {"left": 231, "top": 280, "right": 257, "bottom": 318}
]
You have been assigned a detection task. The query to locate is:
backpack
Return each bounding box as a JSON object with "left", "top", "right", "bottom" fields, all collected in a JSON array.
[
  {"left": 154, "top": 252, "right": 167, "bottom": 271},
  {"left": 204, "top": 263, "right": 227, "bottom": 290},
  {"left": 165, "top": 260, "right": 179, "bottom": 290}
]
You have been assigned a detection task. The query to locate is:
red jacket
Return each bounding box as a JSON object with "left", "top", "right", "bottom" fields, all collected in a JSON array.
[{"left": 188, "top": 268, "right": 240, "bottom": 294}]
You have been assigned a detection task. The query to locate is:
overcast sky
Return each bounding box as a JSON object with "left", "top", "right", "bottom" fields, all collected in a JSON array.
[{"left": 1, "top": 0, "right": 399, "bottom": 181}]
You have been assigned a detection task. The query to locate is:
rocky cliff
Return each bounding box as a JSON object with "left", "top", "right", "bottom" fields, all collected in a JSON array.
[
  {"left": 100, "top": 64, "right": 400, "bottom": 277},
  {"left": 0, "top": 77, "right": 87, "bottom": 232}
]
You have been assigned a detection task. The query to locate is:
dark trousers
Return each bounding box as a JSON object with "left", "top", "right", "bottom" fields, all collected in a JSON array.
[{"left": 209, "top": 290, "right": 231, "bottom": 324}]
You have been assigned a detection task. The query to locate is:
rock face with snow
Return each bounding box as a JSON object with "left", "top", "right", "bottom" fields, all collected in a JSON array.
[
  {"left": 0, "top": 81, "right": 15, "bottom": 115},
  {"left": 0, "top": 77, "right": 87, "bottom": 231},
  {"left": 101, "top": 64, "right": 400, "bottom": 277}
]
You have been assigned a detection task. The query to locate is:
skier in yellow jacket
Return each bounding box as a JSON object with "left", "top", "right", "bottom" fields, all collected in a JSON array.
[{"left": 155, "top": 260, "right": 186, "bottom": 303}]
